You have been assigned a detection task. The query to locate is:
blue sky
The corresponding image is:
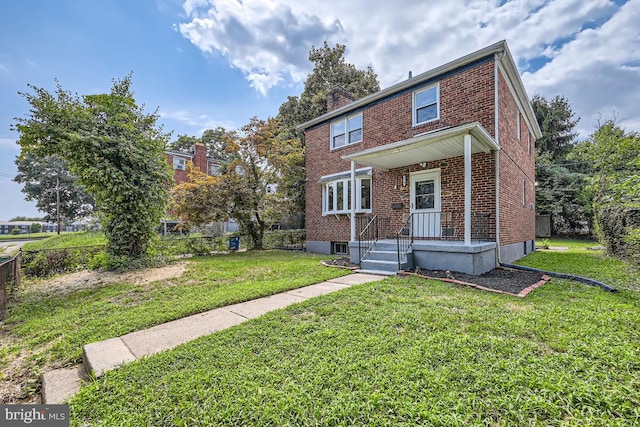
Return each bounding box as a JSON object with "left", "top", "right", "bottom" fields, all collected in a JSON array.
[{"left": 1, "top": 0, "right": 638, "bottom": 220}]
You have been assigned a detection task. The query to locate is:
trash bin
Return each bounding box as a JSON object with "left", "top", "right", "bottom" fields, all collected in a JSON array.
[{"left": 228, "top": 236, "right": 240, "bottom": 251}]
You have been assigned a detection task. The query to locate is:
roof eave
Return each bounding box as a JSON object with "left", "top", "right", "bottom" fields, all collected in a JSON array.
[{"left": 297, "top": 40, "right": 508, "bottom": 131}]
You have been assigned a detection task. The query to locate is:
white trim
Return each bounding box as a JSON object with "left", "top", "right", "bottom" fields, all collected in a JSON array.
[
  {"left": 330, "top": 113, "right": 363, "bottom": 150},
  {"left": 410, "top": 168, "right": 442, "bottom": 238},
  {"left": 319, "top": 167, "right": 371, "bottom": 183},
  {"left": 516, "top": 110, "right": 521, "bottom": 141},
  {"left": 464, "top": 134, "right": 472, "bottom": 245},
  {"left": 350, "top": 161, "right": 356, "bottom": 242},
  {"left": 412, "top": 83, "right": 440, "bottom": 126},
  {"left": 322, "top": 174, "right": 372, "bottom": 216}
]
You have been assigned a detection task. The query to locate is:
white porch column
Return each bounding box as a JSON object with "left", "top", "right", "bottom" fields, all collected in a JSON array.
[
  {"left": 350, "top": 161, "right": 356, "bottom": 242},
  {"left": 464, "top": 134, "right": 472, "bottom": 245}
]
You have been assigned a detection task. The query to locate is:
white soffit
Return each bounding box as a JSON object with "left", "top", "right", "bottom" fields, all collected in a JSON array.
[{"left": 342, "top": 122, "right": 498, "bottom": 171}]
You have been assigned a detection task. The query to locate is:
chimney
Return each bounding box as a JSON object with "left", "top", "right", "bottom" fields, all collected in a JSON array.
[
  {"left": 193, "top": 143, "right": 207, "bottom": 171},
  {"left": 408, "top": 71, "right": 413, "bottom": 79},
  {"left": 326, "top": 86, "right": 356, "bottom": 112}
]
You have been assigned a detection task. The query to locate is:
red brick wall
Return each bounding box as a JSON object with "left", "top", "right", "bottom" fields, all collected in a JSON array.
[
  {"left": 166, "top": 144, "right": 209, "bottom": 185},
  {"left": 497, "top": 70, "right": 536, "bottom": 246},
  {"left": 305, "top": 59, "right": 498, "bottom": 243}
]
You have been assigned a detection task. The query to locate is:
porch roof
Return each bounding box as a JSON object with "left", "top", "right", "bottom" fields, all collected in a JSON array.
[{"left": 341, "top": 122, "right": 499, "bottom": 170}]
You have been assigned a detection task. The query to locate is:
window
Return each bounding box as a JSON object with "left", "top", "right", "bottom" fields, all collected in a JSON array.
[
  {"left": 332, "top": 242, "right": 348, "bottom": 255},
  {"left": 173, "top": 157, "right": 187, "bottom": 171},
  {"left": 523, "top": 179, "right": 526, "bottom": 206},
  {"left": 516, "top": 110, "right": 521, "bottom": 140},
  {"left": 413, "top": 84, "right": 439, "bottom": 125},
  {"left": 209, "top": 163, "right": 220, "bottom": 176},
  {"left": 323, "top": 176, "right": 372, "bottom": 214},
  {"left": 331, "top": 113, "right": 362, "bottom": 149},
  {"left": 527, "top": 132, "right": 531, "bottom": 155}
]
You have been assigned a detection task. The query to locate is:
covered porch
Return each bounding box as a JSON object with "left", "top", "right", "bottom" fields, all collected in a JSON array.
[{"left": 342, "top": 122, "right": 500, "bottom": 275}]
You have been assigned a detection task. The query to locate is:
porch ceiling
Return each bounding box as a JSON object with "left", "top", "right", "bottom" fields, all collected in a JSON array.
[{"left": 342, "top": 122, "right": 499, "bottom": 170}]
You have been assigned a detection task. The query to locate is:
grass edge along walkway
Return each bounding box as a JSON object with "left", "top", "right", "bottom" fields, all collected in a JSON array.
[{"left": 41, "top": 273, "right": 386, "bottom": 404}]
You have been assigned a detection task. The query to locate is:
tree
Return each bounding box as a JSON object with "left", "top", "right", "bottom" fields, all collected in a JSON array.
[
  {"left": 30, "top": 223, "right": 42, "bottom": 233},
  {"left": 169, "top": 127, "right": 238, "bottom": 166},
  {"left": 575, "top": 120, "right": 640, "bottom": 263},
  {"left": 171, "top": 117, "right": 298, "bottom": 249},
  {"left": 275, "top": 42, "right": 380, "bottom": 213},
  {"left": 13, "top": 75, "right": 173, "bottom": 259},
  {"left": 531, "top": 95, "right": 591, "bottom": 235},
  {"left": 14, "top": 152, "right": 95, "bottom": 224}
]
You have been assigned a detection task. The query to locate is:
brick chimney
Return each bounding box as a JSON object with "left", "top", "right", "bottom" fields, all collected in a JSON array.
[
  {"left": 326, "top": 86, "right": 356, "bottom": 112},
  {"left": 193, "top": 143, "right": 207, "bottom": 172}
]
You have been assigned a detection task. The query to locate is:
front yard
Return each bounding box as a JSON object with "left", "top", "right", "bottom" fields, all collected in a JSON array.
[
  {"left": 67, "top": 241, "right": 640, "bottom": 426},
  {"left": 0, "top": 250, "right": 349, "bottom": 403}
]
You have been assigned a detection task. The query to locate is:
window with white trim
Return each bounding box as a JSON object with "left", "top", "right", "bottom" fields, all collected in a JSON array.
[
  {"left": 516, "top": 110, "right": 521, "bottom": 140},
  {"left": 413, "top": 84, "right": 439, "bottom": 125},
  {"left": 173, "top": 157, "right": 187, "bottom": 171},
  {"left": 323, "top": 176, "right": 372, "bottom": 215},
  {"left": 330, "top": 113, "right": 362, "bottom": 149},
  {"left": 528, "top": 132, "right": 532, "bottom": 155}
]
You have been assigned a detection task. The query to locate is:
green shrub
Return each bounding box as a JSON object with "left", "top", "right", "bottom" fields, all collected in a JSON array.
[
  {"left": 11, "top": 228, "right": 22, "bottom": 235},
  {"left": 262, "top": 229, "right": 306, "bottom": 249}
]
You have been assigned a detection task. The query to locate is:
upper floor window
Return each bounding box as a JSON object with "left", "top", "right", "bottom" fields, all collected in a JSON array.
[
  {"left": 413, "top": 84, "right": 439, "bottom": 126},
  {"left": 517, "top": 110, "right": 521, "bottom": 140},
  {"left": 173, "top": 157, "right": 187, "bottom": 171},
  {"left": 331, "top": 114, "right": 362, "bottom": 149}
]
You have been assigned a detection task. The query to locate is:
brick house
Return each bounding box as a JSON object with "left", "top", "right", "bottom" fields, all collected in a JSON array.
[
  {"left": 165, "top": 143, "right": 221, "bottom": 184},
  {"left": 298, "top": 40, "right": 541, "bottom": 275}
]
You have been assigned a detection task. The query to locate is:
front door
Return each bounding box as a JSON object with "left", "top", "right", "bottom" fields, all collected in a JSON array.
[{"left": 410, "top": 169, "right": 441, "bottom": 238}]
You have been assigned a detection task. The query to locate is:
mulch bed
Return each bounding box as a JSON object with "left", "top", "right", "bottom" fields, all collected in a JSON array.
[
  {"left": 400, "top": 267, "right": 551, "bottom": 297},
  {"left": 322, "top": 258, "right": 551, "bottom": 297}
]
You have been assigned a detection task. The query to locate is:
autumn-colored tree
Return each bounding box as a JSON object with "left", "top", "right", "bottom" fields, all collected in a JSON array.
[{"left": 171, "top": 117, "right": 300, "bottom": 249}]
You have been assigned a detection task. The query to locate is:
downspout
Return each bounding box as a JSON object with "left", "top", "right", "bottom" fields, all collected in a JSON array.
[{"left": 494, "top": 52, "right": 502, "bottom": 266}]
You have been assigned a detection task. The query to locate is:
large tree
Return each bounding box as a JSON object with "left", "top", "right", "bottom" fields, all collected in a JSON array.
[
  {"left": 171, "top": 117, "right": 299, "bottom": 249},
  {"left": 13, "top": 75, "right": 173, "bottom": 259},
  {"left": 531, "top": 95, "right": 592, "bottom": 235},
  {"left": 276, "top": 42, "right": 380, "bottom": 214},
  {"left": 14, "top": 152, "right": 95, "bottom": 225},
  {"left": 575, "top": 120, "right": 640, "bottom": 263}
]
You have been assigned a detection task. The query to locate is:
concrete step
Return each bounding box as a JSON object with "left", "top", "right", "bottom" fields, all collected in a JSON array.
[
  {"left": 368, "top": 241, "right": 398, "bottom": 252},
  {"left": 41, "top": 365, "right": 87, "bottom": 404},
  {"left": 354, "top": 269, "right": 396, "bottom": 276},
  {"left": 361, "top": 259, "right": 398, "bottom": 273},
  {"left": 365, "top": 250, "right": 398, "bottom": 261}
]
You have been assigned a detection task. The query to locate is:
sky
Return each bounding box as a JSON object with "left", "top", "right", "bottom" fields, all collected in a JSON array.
[{"left": 1, "top": 0, "right": 638, "bottom": 220}]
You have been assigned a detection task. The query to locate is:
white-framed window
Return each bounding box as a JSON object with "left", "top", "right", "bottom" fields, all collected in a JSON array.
[
  {"left": 173, "top": 157, "right": 187, "bottom": 171},
  {"left": 523, "top": 179, "right": 526, "bottom": 206},
  {"left": 413, "top": 84, "right": 439, "bottom": 126},
  {"left": 527, "top": 132, "right": 531, "bottom": 155},
  {"left": 517, "top": 110, "right": 521, "bottom": 141},
  {"left": 323, "top": 175, "right": 372, "bottom": 215},
  {"left": 330, "top": 113, "right": 363, "bottom": 149}
]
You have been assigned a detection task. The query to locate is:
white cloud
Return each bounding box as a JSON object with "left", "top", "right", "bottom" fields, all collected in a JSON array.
[
  {"left": 160, "top": 109, "right": 236, "bottom": 136},
  {"left": 179, "top": 0, "right": 640, "bottom": 137},
  {"left": 178, "top": 0, "right": 342, "bottom": 95},
  {"left": 0, "top": 137, "right": 19, "bottom": 151}
]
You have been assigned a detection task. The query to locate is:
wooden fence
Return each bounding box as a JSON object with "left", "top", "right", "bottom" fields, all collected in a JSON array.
[{"left": 0, "top": 250, "right": 21, "bottom": 321}]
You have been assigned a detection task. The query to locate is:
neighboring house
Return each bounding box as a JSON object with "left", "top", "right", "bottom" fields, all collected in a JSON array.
[
  {"left": 165, "top": 143, "right": 222, "bottom": 185},
  {"left": 163, "top": 143, "right": 232, "bottom": 236},
  {"left": 0, "top": 221, "right": 79, "bottom": 234},
  {"left": 298, "top": 40, "right": 541, "bottom": 275}
]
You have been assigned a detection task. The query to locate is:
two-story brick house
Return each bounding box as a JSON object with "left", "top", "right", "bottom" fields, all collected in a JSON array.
[
  {"left": 165, "top": 143, "right": 221, "bottom": 184},
  {"left": 299, "top": 40, "right": 541, "bottom": 275}
]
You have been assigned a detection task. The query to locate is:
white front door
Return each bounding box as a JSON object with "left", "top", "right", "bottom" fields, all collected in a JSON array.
[{"left": 410, "top": 169, "right": 441, "bottom": 238}]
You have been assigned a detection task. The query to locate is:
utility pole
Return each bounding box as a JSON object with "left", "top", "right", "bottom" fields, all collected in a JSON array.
[{"left": 56, "top": 177, "right": 61, "bottom": 235}]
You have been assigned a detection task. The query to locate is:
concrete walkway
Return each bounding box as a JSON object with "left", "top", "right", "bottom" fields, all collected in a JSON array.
[{"left": 41, "top": 273, "right": 385, "bottom": 404}]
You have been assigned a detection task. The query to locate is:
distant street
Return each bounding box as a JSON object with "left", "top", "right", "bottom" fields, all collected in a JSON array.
[{"left": 0, "top": 239, "right": 32, "bottom": 257}]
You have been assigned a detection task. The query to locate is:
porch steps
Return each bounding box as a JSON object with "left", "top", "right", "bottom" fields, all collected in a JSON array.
[{"left": 358, "top": 241, "right": 409, "bottom": 274}]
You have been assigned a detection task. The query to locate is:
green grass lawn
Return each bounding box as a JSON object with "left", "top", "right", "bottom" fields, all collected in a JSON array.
[
  {"left": 20, "top": 232, "right": 106, "bottom": 251},
  {"left": 0, "top": 250, "right": 348, "bottom": 402},
  {"left": 69, "top": 241, "right": 640, "bottom": 426},
  {"left": 0, "top": 232, "right": 51, "bottom": 241}
]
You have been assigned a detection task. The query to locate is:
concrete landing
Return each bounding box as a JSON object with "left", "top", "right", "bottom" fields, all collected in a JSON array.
[{"left": 41, "top": 273, "right": 385, "bottom": 403}]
